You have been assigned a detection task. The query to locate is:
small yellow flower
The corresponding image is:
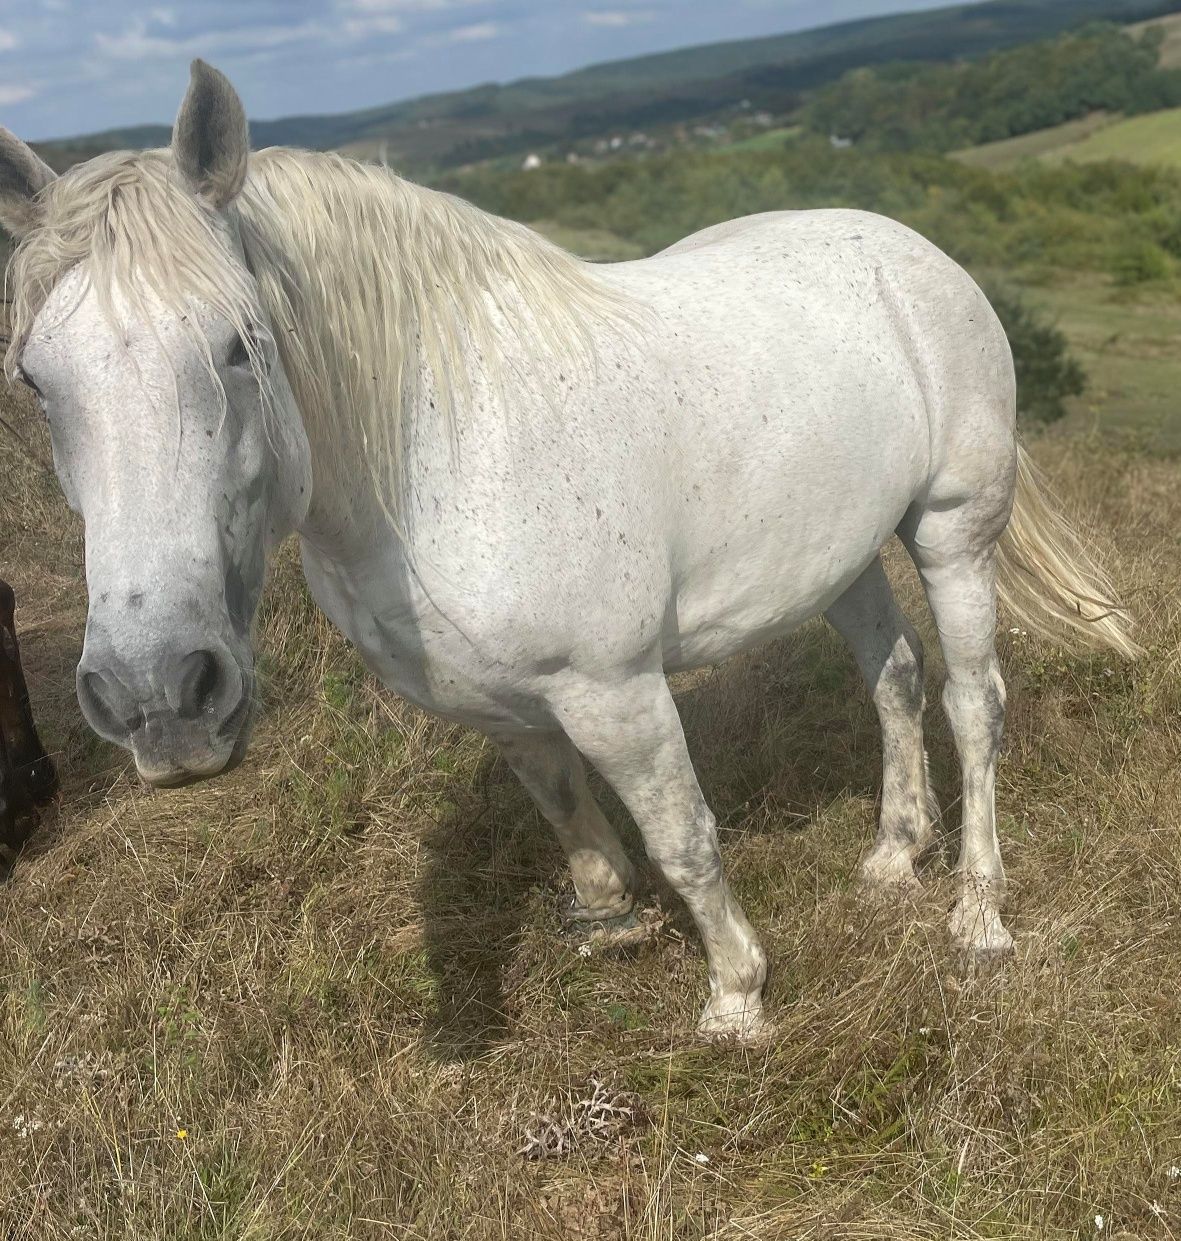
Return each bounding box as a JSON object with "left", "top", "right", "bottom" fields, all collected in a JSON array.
[{"left": 175, "top": 1129, "right": 188, "bottom": 1141}]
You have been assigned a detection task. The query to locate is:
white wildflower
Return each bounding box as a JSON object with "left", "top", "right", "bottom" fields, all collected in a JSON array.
[
  {"left": 577, "top": 943, "right": 592, "bottom": 959},
  {"left": 1151, "top": 1202, "right": 1165, "bottom": 1218},
  {"left": 1170, "top": 1166, "right": 1181, "bottom": 1180},
  {"left": 1094, "top": 1215, "right": 1104, "bottom": 1232},
  {"left": 694, "top": 1153, "right": 710, "bottom": 1165}
]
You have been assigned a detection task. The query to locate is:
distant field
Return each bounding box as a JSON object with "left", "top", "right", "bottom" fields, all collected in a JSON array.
[
  {"left": 723, "top": 126, "right": 802, "bottom": 154},
  {"left": 1129, "top": 8, "right": 1181, "bottom": 65},
  {"left": 530, "top": 220, "right": 645, "bottom": 262},
  {"left": 955, "top": 106, "right": 1181, "bottom": 171},
  {"left": 1021, "top": 275, "right": 1181, "bottom": 450},
  {"left": 953, "top": 112, "right": 1113, "bottom": 169}
]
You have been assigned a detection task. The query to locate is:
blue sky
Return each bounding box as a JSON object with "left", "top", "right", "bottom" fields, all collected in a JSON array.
[{"left": 1, "top": 0, "right": 986, "bottom": 141}]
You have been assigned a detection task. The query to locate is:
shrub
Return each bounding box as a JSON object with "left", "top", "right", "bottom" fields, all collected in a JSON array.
[
  {"left": 1110, "top": 238, "right": 1173, "bottom": 285},
  {"left": 984, "top": 284, "right": 1085, "bottom": 425}
]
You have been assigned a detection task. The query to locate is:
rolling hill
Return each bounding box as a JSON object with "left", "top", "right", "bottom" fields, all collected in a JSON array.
[{"left": 35, "top": 0, "right": 1181, "bottom": 172}]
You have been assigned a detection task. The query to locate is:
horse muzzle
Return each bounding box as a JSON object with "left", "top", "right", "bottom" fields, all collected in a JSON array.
[{"left": 76, "top": 631, "right": 255, "bottom": 787}]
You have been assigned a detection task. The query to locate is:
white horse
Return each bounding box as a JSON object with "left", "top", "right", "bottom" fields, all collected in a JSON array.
[{"left": 0, "top": 62, "right": 1137, "bottom": 1038}]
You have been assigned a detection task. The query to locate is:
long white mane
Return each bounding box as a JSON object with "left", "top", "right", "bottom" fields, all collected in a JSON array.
[{"left": 5, "top": 146, "right": 636, "bottom": 501}]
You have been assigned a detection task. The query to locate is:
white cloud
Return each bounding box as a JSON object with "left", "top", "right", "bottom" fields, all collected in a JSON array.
[
  {"left": 95, "top": 18, "right": 330, "bottom": 61},
  {"left": 447, "top": 21, "right": 498, "bottom": 41},
  {"left": 344, "top": 14, "right": 404, "bottom": 35},
  {"left": 0, "top": 29, "right": 19, "bottom": 51},
  {"left": 582, "top": 9, "right": 654, "bottom": 26},
  {"left": 0, "top": 83, "right": 35, "bottom": 105},
  {"left": 348, "top": 0, "right": 487, "bottom": 9}
]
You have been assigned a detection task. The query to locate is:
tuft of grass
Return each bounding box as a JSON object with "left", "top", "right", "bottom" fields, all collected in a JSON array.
[{"left": 1, "top": 318, "right": 1181, "bottom": 1236}]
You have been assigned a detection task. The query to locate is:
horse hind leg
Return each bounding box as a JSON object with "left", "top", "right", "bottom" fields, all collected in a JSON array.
[
  {"left": 899, "top": 494, "right": 1014, "bottom": 963},
  {"left": 825, "top": 555, "right": 938, "bottom": 892}
]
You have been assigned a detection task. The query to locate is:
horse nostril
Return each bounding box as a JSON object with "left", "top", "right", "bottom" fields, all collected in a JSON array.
[
  {"left": 78, "top": 669, "right": 142, "bottom": 738},
  {"left": 174, "top": 649, "right": 223, "bottom": 720}
]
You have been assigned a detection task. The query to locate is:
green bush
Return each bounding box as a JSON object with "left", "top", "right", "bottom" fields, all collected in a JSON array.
[
  {"left": 1110, "top": 238, "right": 1173, "bottom": 285},
  {"left": 984, "top": 285, "right": 1085, "bottom": 425}
]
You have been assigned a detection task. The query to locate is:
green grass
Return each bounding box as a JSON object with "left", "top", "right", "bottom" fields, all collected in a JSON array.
[
  {"left": 723, "top": 126, "right": 802, "bottom": 154},
  {"left": 1018, "top": 274, "right": 1181, "bottom": 450},
  {"left": 956, "top": 106, "right": 1181, "bottom": 172},
  {"left": 529, "top": 220, "right": 646, "bottom": 262},
  {"left": 952, "top": 112, "right": 1114, "bottom": 170},
  {"left": 1042, "top": 106, "right": 1181, "bottom": 168}
]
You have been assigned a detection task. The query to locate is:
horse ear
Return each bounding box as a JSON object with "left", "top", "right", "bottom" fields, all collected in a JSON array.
[
  {"left": 172, "top": 59, "right": 249, "bottom": 210},
  {"left": 0, "top": 128, "right": 56, "bottom": 239}
]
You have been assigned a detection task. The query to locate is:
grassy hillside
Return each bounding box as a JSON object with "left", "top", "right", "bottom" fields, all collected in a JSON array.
[
  {"left": 1129, "top": 4, "right": 1181, "bottom": 58},
  {"left": 956, "top": 105, "right": 1181, "bottom": 169}
]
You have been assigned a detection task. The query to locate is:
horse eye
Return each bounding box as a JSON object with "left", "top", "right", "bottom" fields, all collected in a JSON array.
[{"left": 226, "top": 329, "right": 252, "bottom": 370}]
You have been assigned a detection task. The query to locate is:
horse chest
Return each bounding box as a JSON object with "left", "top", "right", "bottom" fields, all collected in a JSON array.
[{"left": 299, "top": 543, "right": 556, "bottom": 730}]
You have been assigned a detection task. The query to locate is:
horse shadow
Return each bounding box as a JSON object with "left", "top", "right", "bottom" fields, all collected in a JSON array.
[{"left": 418, "top": 616, "right": 961, "bottom": 1061}]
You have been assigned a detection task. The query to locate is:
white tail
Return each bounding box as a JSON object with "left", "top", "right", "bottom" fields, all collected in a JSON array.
[{"left": 996, "top": 447, "right": 1142, "bottom": 659}]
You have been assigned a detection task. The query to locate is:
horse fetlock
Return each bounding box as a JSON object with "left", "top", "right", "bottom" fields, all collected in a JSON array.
[
  {"left": 568, "top": 849, "right": 637, "bottom": 918},
  {"left": 949, "top": 877, "right": 1013, "bottom": 962}
]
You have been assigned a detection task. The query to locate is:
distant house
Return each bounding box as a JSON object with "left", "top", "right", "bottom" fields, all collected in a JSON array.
[
  {"left": 522, "top": 153, "right": 543, "bottom": 171},
  {"left": 830, "top": 134, "right": 853, "bottom": 149}
]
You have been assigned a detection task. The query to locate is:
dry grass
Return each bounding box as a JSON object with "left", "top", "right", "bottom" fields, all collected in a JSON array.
[{"left": 1, "top": 384, "right": 1180, "bottom": 1240}]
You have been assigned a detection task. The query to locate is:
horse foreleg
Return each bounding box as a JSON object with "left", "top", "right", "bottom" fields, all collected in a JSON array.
[
  {"left": 492, "top": 729, "right": 637, "bottom": 924},
  {"left": 552, "top": 670, "right": 768, "bottom": 1040}
]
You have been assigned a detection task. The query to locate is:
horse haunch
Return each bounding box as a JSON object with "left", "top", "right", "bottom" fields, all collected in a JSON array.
[{"left": 0, "top": 579, "right": 57, "bottom": 848}]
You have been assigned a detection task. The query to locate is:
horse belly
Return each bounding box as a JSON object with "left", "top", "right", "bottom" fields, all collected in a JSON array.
[
  {"left": 664, "top": 478, "right": 913, "bottom": 670},
  {"left": 657, "top": 349, "right": 927, "bottom": 671}
]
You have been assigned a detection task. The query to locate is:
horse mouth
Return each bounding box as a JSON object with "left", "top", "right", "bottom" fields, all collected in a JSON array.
[{"left": 134, "top": 690, "right": 255, "bottom": 789}]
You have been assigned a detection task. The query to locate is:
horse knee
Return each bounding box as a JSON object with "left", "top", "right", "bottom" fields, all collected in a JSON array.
[{"left": 647, "top": 800, "right": 723, "bottom": 894}]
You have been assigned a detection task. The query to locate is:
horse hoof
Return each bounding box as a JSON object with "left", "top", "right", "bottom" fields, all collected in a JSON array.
[
  {"left": 697, "top": 1000, "right": 771, "bottom": 1045},
  {"left": 563, "top": 903, "right": 662, "bottom": 954},
  {"left": 857, "top": 852, "right": 922, "bottom": 898},
  {"left": 950, "top": 903, "right": 1014, "bottom": 971}
]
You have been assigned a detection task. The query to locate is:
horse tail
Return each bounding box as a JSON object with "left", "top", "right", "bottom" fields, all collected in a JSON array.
[{"left": 995, "top": 446, "right": 1142, "bottom": 659}]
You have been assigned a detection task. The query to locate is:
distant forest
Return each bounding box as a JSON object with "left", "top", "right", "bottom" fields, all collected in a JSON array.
[{"left": 805, "top": 23, "right": 1181, "bottom": 150}]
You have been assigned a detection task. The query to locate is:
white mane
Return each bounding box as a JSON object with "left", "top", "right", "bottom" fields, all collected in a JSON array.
[{"left": 5, "top": 146, "right": 637, "bottom": 502}]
